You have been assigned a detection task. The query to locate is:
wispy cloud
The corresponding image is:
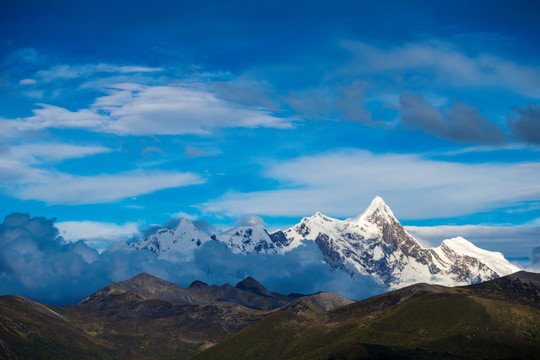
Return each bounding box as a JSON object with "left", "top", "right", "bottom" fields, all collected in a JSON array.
[
  {"left": 97, "top": 84, "right": 293, "bottom": 135},
  {"left": 35, "top": 63, "right": 163, "bottom": 82},
  {"left": 203, "top": 149, "right": 540, "bottom": 220},
  {"left": 184, "top": 145, "right": 214, "bottom": 158},
  {"left": 13, "top": 169, "right": 204, "bottom": 205},
  {"left": 56, "top": 220, "right": 140, "bottom": 250},
  {"left": 0, "top": 104, "right": 108, "bottom": 136},
  {"left": 507, "top": 104, "right": 540, "bottom": 144},
  {"left": 399, "top": 92, "right": 506, "bottom": 144},
  {"left": 0, "top": 143, "right": 112, "bottom": 183},
  {"left": 6, "top": 143, "right": 112, "bottom": 164},
  {"left": 1, "top": 83, "right": 294, "bottom": 137},
  {"left": 19, "top": 78, "right": 37, "bottom": 85},
  {"left": 0, "top": 142, "right": 204, "bottom": 205},
  {"left": 141, "top": 146, "right": 164, "bottom": 156},
  {"left": 342, "top": 40, "right": 540, "bottom": 98}
]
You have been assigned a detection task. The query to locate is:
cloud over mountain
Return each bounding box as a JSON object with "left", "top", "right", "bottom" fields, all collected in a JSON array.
[{"left": 0, "top": 213, "right": 384, "bottom": 305}]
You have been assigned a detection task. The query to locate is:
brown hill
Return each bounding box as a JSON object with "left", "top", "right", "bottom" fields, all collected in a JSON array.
[
  {"left": 191, "top": 271, "right": 540, "bottom": 360},
  {"left": 0, "top": 273, "right": 309, "bottom": 359}
]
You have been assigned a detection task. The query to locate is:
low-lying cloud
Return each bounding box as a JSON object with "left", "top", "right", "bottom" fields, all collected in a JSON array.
[
  {"left": 0, "top": 213, "right": 384, "bottom": 305},
  {"left": 56, "top": 220, "right": 140, "bottom": 251}
]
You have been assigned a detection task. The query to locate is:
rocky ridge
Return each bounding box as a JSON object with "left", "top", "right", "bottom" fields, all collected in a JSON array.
[{"left": 129, "top": 196, "right": 520, "bottom": 289}]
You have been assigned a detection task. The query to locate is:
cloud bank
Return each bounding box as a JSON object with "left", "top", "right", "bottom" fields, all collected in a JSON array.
[
  {"left": 0, "top": 213, "right": 383, "bottom": 305},
  {"left": 56, "top": 220, "right": 140, "bottom": 251}
]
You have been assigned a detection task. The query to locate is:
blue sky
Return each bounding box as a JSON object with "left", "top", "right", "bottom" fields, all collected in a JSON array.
[{"left": 1, "top": 0, "right": 539, "bottom": 261}]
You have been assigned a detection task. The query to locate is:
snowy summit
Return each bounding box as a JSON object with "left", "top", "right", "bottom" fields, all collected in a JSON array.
[{"left": 129, "top": 196, "right": 520, "bottom": 289}]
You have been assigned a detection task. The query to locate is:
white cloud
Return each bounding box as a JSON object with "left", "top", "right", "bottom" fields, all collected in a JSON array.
[
  {"left": 141, "top": 146, "right": 164, "bottom": 156},
  {"left": 97, "top": 84, "right": 293, "bottom": 135},
  {"left": 342, "top": 40, "right": 540, "bottom": 98},
  {"left": 35, "top": 64, "right": 163, "bottom": 82},
  {"left": 236, "top": 214, "right": 265, "bottom": 227},
  {"left": 0, "top": 142, "right": 203, "bottom": 205},
  {"left": 0, "top": 104, "right": 108, "bottom": 135},
  {"left": 19, "top": 78, "right": 37, "bottom": 85},
  {"left": 0, "top": 158, "right": 47, "bottom": 182},
  {"left": 170, "top": 211, "right": 197, "bottom": 220},
  {"left": 1, "top": 83, "right": 293, "bottom": 137},
  {"left": 184, "top": 145, "right": 215, "bottom": 158},
  {"left": 6, "top": 143, "right": 112, "bottom": 164},
  {"left": 56, "top": 220, "right": 140, "bottom": 250},
  {"left": 203, "top": 149, "right": 540, "bottom": 220},
  {"left": 0, "top": 142, "right": 113, "bottom": 184},
  {"left": 13, "top": 169, "right": 204, "bottom": 205}
]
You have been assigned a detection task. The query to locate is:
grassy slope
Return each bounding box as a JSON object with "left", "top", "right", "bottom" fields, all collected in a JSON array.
[
  {"left": 61, "top": 298, "right": 266, "bottom": 359},
  {"left": 0, "top": 293, "right": 266, "bottom": 360},
  {"left": 0, "top": 296, "right": 113, "bottom": 360},
  {"left": 191, "top": 284, "right": 540, "bottom": 360},
  {"left": 2, "top": 272, "right": 539, "bottom": 360}
]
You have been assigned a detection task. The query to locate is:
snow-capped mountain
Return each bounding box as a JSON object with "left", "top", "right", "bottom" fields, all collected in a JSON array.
[
  {"left": 283, "top": 196, "right": 519, "bottom": 288},
  {"left": 129, "top": 196, "right": 520, "bottom": 289},
  {"left": 213, "top": 224, "right": 294, "bottom": 254},
  {"left": 131, "top": 217, "right": 211, "bottom": 261}
]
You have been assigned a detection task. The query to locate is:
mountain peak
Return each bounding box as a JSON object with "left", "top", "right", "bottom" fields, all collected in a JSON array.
[
  {"left": 363, "top": 195, "right": 395, "bottom": 218},
  {"left": 345, "top": 196, "right": 396, "bottom": 225},
  {"left": 370, "top": 195, "right": 386, "bottom": 207},
  {"left": 126, "top": 272, "right": 161, "bottom": 284},
  {"left": 173, "top": 217, "right": 195, "bottom": 231},
  {"left": 235, "top": 276, "right": 272, "bottom": 297},
  {"left": 189, "top": 280, "right": 209, "bottom": 289},
  {"left": 309, "top": 211, "right": 336, "bottom": 222},
  {"left": 120, "top": 272, "right": 176, "bottom": 288}
]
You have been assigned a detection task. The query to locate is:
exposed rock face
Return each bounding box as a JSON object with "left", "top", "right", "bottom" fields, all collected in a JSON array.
[
  {"left": 81, "top": 272, "right": 302, "bottom": 311},
  {"left": 467, "top": 270, "right": 540, "bottom": 305},
  {"left": 128, "top": 196, "right": 520, "bottom": 289},
  {"left": 282, "top": 197, "right": 520, "bottom": 288},
  {"left": 189, "top": 272, "right": 540, "bottom": 360},
  {"left": 283, "top": 291, "right": 355, "bottom": 313}
]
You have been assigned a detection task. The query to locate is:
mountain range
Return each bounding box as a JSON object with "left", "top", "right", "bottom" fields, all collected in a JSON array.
[
  {"left": 0, "top": 273, "right": 350, "bottom": 359},
  {"left": 130, "top": 196, "right": 520, "bottom": 289},
  {"left": 193, "top": 271, "right": 540, "bottom": 360},
  {"left": 1, "top": 271, "right": 538, "bottom": 359}
]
